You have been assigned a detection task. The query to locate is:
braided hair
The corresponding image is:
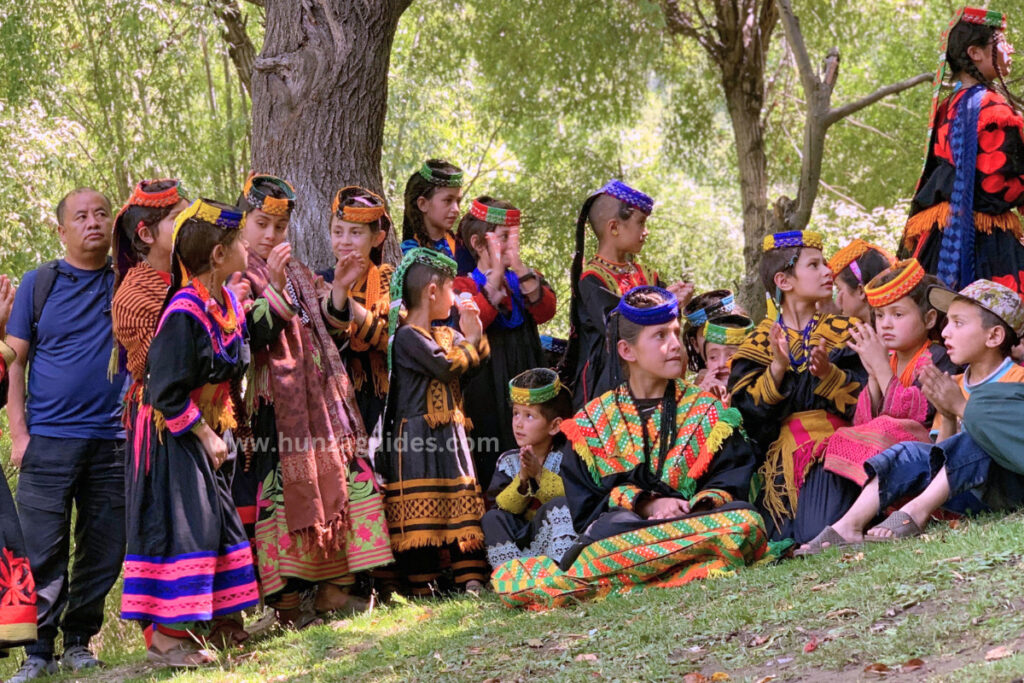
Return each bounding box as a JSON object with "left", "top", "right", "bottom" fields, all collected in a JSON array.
[
  {"left": 402, "top": 159, "right": 463, "bottom": 245},
  {"left": 947, "top": 20, "right": 1022, "bottom": 114}
]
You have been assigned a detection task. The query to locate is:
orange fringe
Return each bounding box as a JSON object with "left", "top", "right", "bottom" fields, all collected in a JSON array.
[{"left": 902, "top": 202, "right": 1022, "bottom": 251}]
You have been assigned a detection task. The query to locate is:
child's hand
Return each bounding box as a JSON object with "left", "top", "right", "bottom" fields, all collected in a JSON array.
[
  {"left": 195, "top": 423, "right": 229, "bottom": 471},
  {"left": 639, "top": 495, "right": 690, "bottom": 520},
  {"left": 226, "top": 272, "right": 252, "bottom": 305},
  {"left": 518, "top": 445, "right": 543, "bottom": 482},
  {"left": 698, "top": 372, "right": 728, "bottom": 400},
  {"left": 333, "top": 252, "right": 366, "bottom": 292},
  {"left": 484, "top": 233, "right": 505, "bottom": 289},
  {"left": 769, "top": 323, "right": 790, "bottom": 376},
  {"left": 920, "top": 365, "right": 966, "bottom": 418},
  {"left": 267, "top": 242, "right": 292, "bottom": 293},
  {"left": 459, "top": 299, "right": 483, "bottom": 343},
  {"left": 0, "top": 275, "right": 16, "bottom": 333},
  {"left": 847, "top": 322, "right": 889, "bottom": 378},
  {"left": 666, "top": 281, "right": 695, "bottom": 307},
  {"left": 504, "top": 225, "right": 525, "bottom": 273},
  {"left": 808, "top": 342, "right": 832, "bottom": 379}
]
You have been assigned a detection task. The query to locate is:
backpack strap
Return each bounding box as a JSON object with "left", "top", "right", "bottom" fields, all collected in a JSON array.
[{"left": 31, "top": 260, "right": 61, "bottom": 345}]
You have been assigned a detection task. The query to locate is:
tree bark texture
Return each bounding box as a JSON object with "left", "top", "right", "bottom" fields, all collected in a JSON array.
[{"left": 250, "top": 0, "right": 412, "bottom": 270}]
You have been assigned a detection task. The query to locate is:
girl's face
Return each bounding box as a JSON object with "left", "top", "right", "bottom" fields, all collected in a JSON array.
[
  {"left": 417, "top": 187, "right": 462, "bottom": 234},
  {"left": 330, "top": 216, "right": 385, "bottom": 262},
  {"left": 143, "top": 198, "right": 188, "bottom": 260},
  {"left": 619, "top": 318, "right": 685, "bottom": 380},
  {"left": 511, "top": 403, "right": 561, "bottom": 450},
  {"left": 834, "top": 277, "right": 868, "bottom": 320},
  {"left": 470, "top": 225, "right": 509, "bottom": 267},
  {"left": 704, "top": 342, "right": 740, "bottom": 383},
  {"left": 971, "top": 32, "right": 1015, "bottom": 80},
  {"left": 779, "top": 248, "right": 834, "bottom": 303},
  {"left": 873, "top": 297, "right": 934, "bottom": 353},
  {"left": 609, "top": 209, "right": 649, "bottom": 256},
  {"left": 243, "top": 208, "right": 289, "bottom": 260}
]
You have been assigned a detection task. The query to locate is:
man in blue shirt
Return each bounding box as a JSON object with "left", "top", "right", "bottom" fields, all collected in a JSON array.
[{"left": 5, "top": 188, "right": 127, "bottom": 682}]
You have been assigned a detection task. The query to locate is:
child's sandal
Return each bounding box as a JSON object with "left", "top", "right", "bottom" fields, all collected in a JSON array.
[{"left": 865, "top": 510, "right": 923, "bottom": 542}]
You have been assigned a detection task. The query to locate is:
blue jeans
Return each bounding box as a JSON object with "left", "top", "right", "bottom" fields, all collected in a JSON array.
[
  {"left": 16, "top": 436, "right": 126, "bottom": 658},
  {"left": 865, "top": 431, "right": 999, "bottom": 512}
]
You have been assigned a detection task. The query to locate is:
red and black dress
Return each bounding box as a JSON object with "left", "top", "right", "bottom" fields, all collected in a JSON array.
[
  {"left": 900, "top": 87, "right": 1024, "bottom": 292},
  {"left": 0, "top": 343, "right": 38, "bottom": 653}
]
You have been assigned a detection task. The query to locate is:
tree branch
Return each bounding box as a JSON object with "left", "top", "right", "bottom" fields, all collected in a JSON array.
[
  {"left": 662, "top": 0, "right": 720, "bottom": 59},
  {"left": 824, "top": 72, "right": 932, "bottom": 127},
  {"left": 776, "top": 0, "right": 816, "bottom": 95},
  {"left": 211, "top": 0, "right": 257, "bottom": 95}
]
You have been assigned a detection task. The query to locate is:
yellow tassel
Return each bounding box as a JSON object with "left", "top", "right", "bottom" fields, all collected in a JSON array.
[
  {"left": 704, "top": 419, "right": 734, "bottom": 457},
  {"left": 107, "top": 344, "right": 119, "bottom": 382}
]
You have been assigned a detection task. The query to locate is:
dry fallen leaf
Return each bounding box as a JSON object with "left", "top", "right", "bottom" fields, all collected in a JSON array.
[
  {"left": 753, "top": 677, "right": 777, "bottom": 683},
  {"left": 711, "top": 673, "right": 731, "bottom": 682},
  {"left": 986, "top": 645, "right": 1014, "bottom": 661},
  {"left": 466, "top": 646, "right": 485, "bottom": 655},
  {"left": 525, "top": 638, "right": 544, "bottom": 648},
  {"left": 682, "top": 674, "right": 708, "bottom": 683},
  {"left": 574, "top": 653, "right": 599, "bottom": 662},
  {"left": 810, "top": 581, "right": 836, "bottom": 592},
  {"left": 749, "top": 634, "right": 771, "bottom": 647},
  {"left": 803, "top": 637, "right": 819, "bottom": 653},
  {"left": 482, "top": 679, "right": 499, "bottom": 683},
  {"left": 902, "top": 658, "right": 925, "bottom": 672},
  {"left": 864, "top": 662, "right": 891, "bottom": 676}
]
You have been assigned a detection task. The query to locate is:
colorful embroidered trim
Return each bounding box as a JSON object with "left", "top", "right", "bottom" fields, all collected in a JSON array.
[
  {"left": 616, "top": 286, "right": 679, "bottom": 325},
  {"left": 243, "top": 173, "right": 296, "bottom": 216},
  {"left": 332, "top": 186, "right": 388, "bottom": 224},
  {"left": 827, "top": 239, "right": 894, "bottom": 281},
  {"left": 418, "top": 162, "right": 463, "bottom": 187},
  {"left": 762, "top": 230, "right": 823, "bottom": 252},
  {"left": 172, "top": 198, "right": 243, "bottom": 244},
  {"left": 596, "top": 179, "right": 654, "bottom": 215},
  {"left": 509, "top": 368, "right": 562, "bottom": 405},
  {"left": 685, "top": 293, "right": 736, "bottom": 327},
  {"left": 703, "top": 319, "right": 754, "bottom": 346},
  {"left": 469, "top": 199, "right": 521, "bottom": 227},
  {"left": 865, "top": 259, "right": 926, "bottom": 308}
]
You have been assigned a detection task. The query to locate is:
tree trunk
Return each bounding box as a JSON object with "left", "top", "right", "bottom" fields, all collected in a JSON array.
[{"left": 250, "top": 0, "right": 412, "bottom": 270}]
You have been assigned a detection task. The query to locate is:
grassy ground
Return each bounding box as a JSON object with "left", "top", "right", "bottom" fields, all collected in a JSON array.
[{"left": 5, "top": 512, "right": 1024, "bottom": 682}]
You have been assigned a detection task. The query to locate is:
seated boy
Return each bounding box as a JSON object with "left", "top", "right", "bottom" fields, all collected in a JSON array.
[
  {"left": 805, "top": 279, "right": 1024, "bottom": 545},
  {"left": 481, "top": 369, "right": 576, "bottom": 569},
  {"left": 728, "top": 231, "right": 866, "bottom": 544},
  {"left": 696, "top": 313, "right": 755, "bottom": 402}
]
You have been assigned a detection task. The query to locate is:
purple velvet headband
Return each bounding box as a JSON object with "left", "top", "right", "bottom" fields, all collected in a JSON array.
[{"left": 597, "top": 179, "right": 654, "bottom": 215}]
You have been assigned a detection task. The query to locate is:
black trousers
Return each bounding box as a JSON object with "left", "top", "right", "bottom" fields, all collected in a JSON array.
[{"left": 16, "top": 436, "right": 126, "bottom": 658}]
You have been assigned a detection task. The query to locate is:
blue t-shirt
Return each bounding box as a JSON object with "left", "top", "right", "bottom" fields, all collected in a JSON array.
[{"left": 8, "top": 261, "right": 126, "bottom": 439}]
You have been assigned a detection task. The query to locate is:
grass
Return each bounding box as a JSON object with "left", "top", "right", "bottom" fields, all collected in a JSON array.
[{"left": 5, "top": 512, "right": 1024, "bottom": 682}]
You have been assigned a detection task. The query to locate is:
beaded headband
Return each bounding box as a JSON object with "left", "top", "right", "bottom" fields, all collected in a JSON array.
[
  {"left": 596, "top": 179, "right": 654, "bottom": 215},
  {"left": 469, "top": 199, "right": 521, "bottom": 228},
  {"left": 864, "top": 259, "right": 926, "bottom": 308},
  {"left": 243, "top": 173, "right": 296, "bottom": 217},
  {"left": 828, "top": 239, "right": 895, "bottom": 283},
  {"left": 703, "top": 319, "right": 754, "bottom": 346},
  {"left": 762, "top": 230, "right": 824, "bottom": 252},
  {"left": 508, "top": 368, "right": 563, "bottom": 405},
  {"left": 418, "top": 162, "right": 463, "bottom": 187},
  {"left": 332, "top": 186, "right": 388, "bottom": 224},
  {"left": 616, "top": 286, "right": 680, "bottom": 325},
  {"left": 387, "top": 247, "right": 458, "bottom": 371},
  {"left": 685, "top": 293, "right": 737, "bottom": 327}
]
